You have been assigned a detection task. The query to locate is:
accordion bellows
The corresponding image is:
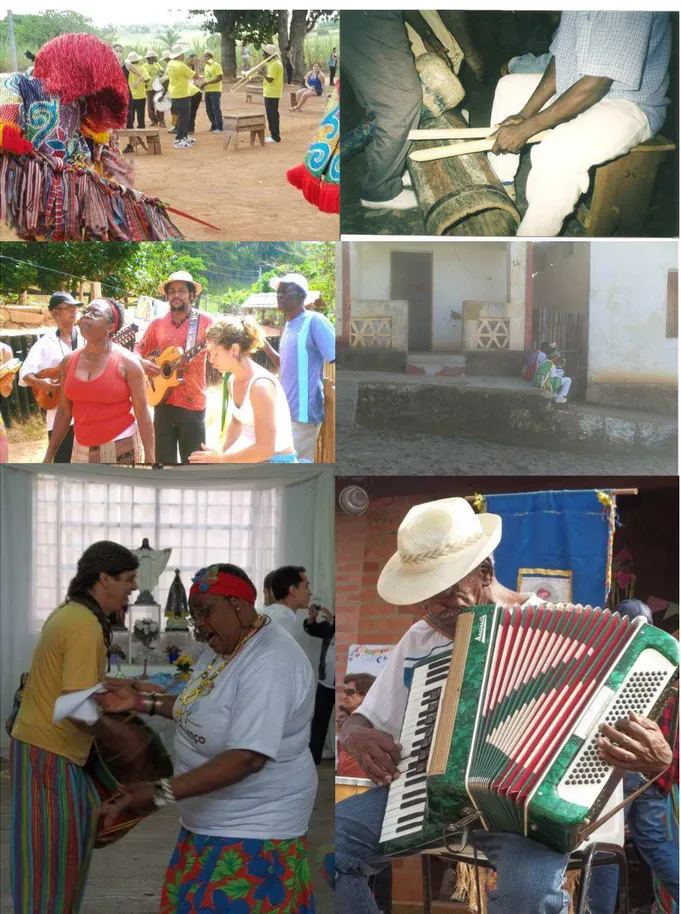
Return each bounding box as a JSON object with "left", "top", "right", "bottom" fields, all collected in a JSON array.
[{"left": 379, "top": 603, "right": 678, "bottom": 857}]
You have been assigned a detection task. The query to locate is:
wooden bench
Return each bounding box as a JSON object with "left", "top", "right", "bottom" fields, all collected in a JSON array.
[
  {"left": 223, "top": 113, "right": 266, "bottom": 151},
  {"left": 577, "top": 135, "right": 676, "bottom": 236},
  {"left": 244, "top": 81, "right": 263, "bottom": 104},
  {"left": 121, "top": 127, "right": 162, "bottom": 155}
]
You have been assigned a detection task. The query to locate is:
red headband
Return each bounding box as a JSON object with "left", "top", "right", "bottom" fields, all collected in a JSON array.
[
  {"left": 189, "top": 567, "right": 257, "bottom": 604},
  {"left": 102, "top": 299, "right": 121, "bottom": 333}
]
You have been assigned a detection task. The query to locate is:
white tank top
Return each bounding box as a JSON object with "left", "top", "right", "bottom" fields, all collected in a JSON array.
[{"left": 227, "top": 364, "right": 294, "bottom": 455}]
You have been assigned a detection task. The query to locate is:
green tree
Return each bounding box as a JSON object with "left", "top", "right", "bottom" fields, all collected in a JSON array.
[
  {"left": 287, "top": 11, "right": 338, "bottom": 80},
  {"left": 157, "top": 27, "right": 182, "bottom": 50},
  {"left": 190, "top": 10, "right": 279, "bottom": 77}
]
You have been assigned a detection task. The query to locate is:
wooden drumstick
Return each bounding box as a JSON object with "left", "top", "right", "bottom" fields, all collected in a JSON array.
[{"left": 409, "top": 129, "right": 552, "bottom": 162}]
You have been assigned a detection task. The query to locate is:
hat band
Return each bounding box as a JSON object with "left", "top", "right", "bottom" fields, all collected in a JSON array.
[{"left": 400, "top": 530, "right": 484, "bottom": 565}]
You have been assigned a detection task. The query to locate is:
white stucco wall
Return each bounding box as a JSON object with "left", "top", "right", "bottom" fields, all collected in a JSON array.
[
  {"left": 349, "top": 241, "right": 513, "bottom": 351},
  {"left": 588, "top": 242, "right": 678, "bottom": 384}
]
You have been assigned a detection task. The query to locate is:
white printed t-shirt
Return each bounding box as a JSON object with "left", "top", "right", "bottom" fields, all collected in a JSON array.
[
  {"left": 173, "top": 620, "right": 317, "bottom": 838},
  {"left": 263, "top": 602, "right": 297, "bottom": 637},
  {"left": 357, "top": 594, "right": 542, "bottom": 742}
]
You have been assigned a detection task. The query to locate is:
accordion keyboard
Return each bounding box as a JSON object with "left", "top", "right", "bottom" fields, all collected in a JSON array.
[{"left": 379, "top": 648, "right": 453, "bottom": 844}]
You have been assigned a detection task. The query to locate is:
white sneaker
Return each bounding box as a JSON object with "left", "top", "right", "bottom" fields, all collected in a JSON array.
[
  {"left": 554, "top": 396, "right": 568, "bottom": 404},
  {"left": 402, "top": 171, "right": 413, "bottom": 188},
  {"left": 174, "top": 140, "right": 191, "bottom": 149},
  {"left": 186, "top": 137, "right": 197, "bottom": 144},
  {"left": 264, "top": 136, "right": 278, "bottom": 144},
  {"left": 361, "top": 189, "right": 418, "bottom": 210},
  {"left": 211, "top": 129, "right": 223, "bottom": 134}
]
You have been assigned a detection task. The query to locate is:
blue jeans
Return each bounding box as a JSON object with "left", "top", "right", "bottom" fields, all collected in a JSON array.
[
  {"left": 587, "top": 773, "right": 679, "bottom": 914},
  {"left": 336, "top": 786, "right": 571, "bottom": 914},
  {"left": 204, "top": 92, "right": 223, "bottom": 131}
]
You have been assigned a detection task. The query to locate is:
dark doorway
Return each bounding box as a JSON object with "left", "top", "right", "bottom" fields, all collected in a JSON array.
[{"left": 390, "top": 251, "right": 433, "bottom": 351}]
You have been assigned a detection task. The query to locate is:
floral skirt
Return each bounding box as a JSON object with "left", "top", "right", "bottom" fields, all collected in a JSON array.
[{"left": 160, "top": 828, "right": 315, "bottom": 914}]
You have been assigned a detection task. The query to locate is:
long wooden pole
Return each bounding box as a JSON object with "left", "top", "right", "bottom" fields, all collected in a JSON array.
[
  {"left": 409, "top": 129, "right": 552, "bottom": 163},
  {"left": 230, "top": 54, "right": 276, "bottom": 92},
  {"left": 465, "top": 489, "right": 638, "bottom": 503}
]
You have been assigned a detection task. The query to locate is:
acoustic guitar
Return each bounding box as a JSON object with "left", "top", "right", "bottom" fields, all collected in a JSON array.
[
  {"left": 31, "top": 324, "right": 139, "bottom": 411},
  {"left": 145, "top": 340, "right": 207, "bottom": 407}
]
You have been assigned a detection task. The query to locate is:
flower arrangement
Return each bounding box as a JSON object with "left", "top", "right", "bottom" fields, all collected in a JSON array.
[
  {"left": 175, "top": 652, "right": 193, "bottom": 679},
  {"left": 165, "top": 644, "right": 181, "bottom": 664},
  {"left": 133, "top": 618, "right": 160, "bottom": 649}
]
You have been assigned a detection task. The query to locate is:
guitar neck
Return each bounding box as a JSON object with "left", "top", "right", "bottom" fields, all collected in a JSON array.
[{"left": 170, "top": 341, "right": 206, "bottom": 371}]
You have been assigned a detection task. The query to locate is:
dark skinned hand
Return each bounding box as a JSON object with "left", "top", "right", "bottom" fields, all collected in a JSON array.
[
  {"left": 100, "top": 781, "right": 156, "bottom": 831},
  {"left": 491, "top": 114, "right": 533, "bottom": 155},
  {"left": 344, "top": 728, "right": 403, "bottom": 787},
  {"left": 596, "top": 711, "right": 672, "bottom": 778}
]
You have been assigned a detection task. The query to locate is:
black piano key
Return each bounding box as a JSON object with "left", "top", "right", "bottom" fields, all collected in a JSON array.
[
  {"left": 425, "top": 671, "right": 449, "bottom": 686},
  {"left": 403, "top": 775, "right": 427, "bottom": 787},
  {"left": 400, "top": 796, "right": 427, "bottom": 809},
  {"left": 396, "top": 822, "right": 422, "bottom": 834},
  {"left": 422, "top": 687, "right": 442, "bottom": 702},
  {"left": 402, "top": 788, "right": 427, "bottom": 800},
  {"left": 425, "top": 655, "right": 451, "bottom": 672},
  {"left": 396, "top": 811, "right": 425, "bottom": 824}
]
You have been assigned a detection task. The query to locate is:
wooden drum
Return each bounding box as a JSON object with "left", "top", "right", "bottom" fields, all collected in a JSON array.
[{"left": 335, "top": 776, "right": 374, "bottom": 803}]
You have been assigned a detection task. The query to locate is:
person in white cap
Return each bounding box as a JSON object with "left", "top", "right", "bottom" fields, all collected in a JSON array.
[
  {"left": 159, "top": 45, "right": 196, "bottom": 149},
  {"left": 263, "top": 274, "right": 335, "bottom": 462},
  {"left": 124, "top": 51, "right": 150, "bottom": 143},
  {"left": 262, "top": 43, "right": 284, "bottom": 143},
  {"left": 134, "top": 271, "right": 214, "bottom": 464},
  {"left": 144, "top": 49, "right": 166, "bottom": 128},
  {"left": 201, "top": 50, "right": 224, "bottom": 133},
  {"left": 336, "top": 497, "right": 673, "bottom": 914}
]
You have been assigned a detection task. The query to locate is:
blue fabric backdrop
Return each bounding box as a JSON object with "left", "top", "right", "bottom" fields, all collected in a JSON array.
[{"left": 482, "top": 489, "right": 613, "bottom": 608}]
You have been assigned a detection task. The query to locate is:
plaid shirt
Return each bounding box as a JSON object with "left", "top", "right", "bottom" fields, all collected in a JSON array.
[
  {"left": 655, "top": 686, "right": 678, "bottom": 795},
  {"left": 550, "top": 12, "right": 671, "bottom": 135}
]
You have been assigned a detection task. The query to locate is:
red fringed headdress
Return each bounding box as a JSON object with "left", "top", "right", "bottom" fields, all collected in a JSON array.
[{"left": 33, "top": 33, "right": 128, "bottom": 130}]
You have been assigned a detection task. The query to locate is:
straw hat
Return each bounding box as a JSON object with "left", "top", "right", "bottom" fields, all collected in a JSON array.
[
  {"left": 161, "top": 49, "right": 171, "bottom": 60},
  {"left": 377, "top": 498, "right": 502, "bottom": 606},
  {"left": 169, "top": 45, "right": 188, "bottom": 60},
  {"left": 159, "top": 271, "right": 203, "bottom": 296},
  {"left": 145, "top": 49, "right": 158, "bottom": 59},
  {"left": 126, "top": 51, "right": 142, "bottom": 64},
  {"left": 263, "top": 44, "right": 279, "bottom": 57},
  {"left": 269, "top": 273, "right": 309, "bottom": 296}
]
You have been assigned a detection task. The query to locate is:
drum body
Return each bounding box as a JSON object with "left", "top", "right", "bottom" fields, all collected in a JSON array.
[
  {"left": 335, "top": 776, "right": 373, "bottom": 803},
  {"left": 154, "top": 91, "right": 172, "bottom": 113}
]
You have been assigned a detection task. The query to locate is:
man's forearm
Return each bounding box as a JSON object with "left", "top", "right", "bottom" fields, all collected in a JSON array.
[
  {"left": 518, "top": 57, "right": 557, "bottom": 118},
  {"left": 527, "top": 74, "right": 613, "bottom": 133},
  {"left": 340, "top": 712, "right": 373, "bottom": 749}
]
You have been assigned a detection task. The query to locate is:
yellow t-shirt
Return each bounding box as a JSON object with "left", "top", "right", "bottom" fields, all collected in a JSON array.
[
  {"left": 11, "top": 601, "right": 107, "bottom": 766},
  {"left": 188, "top": 81, "right": 200, "bottom": 97},
  {"left": 166, "top": 59, "right": 195, "bottom": 99},
  {"left": 203, "top": 59, "right": 223, "bottom": 93},
  {"left": 128, "top": 63, "right": 150, "bottom": 101},
  {"left": 263, "top": 59, "right": 284, "bottom": 98},
  {"left": 146, "top": 61, "right": 164, "bottom": 88}
]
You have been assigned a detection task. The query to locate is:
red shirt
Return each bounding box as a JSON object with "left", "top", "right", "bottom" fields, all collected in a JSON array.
[
  {"left": 135, "top": 309, "right": 214, "bottom": 411},
  {"left": 64, "top": 348, "right": 135, "bottom": 446},
  {"left": 337, "top": 748, "right": 370, "bottom": 779}
]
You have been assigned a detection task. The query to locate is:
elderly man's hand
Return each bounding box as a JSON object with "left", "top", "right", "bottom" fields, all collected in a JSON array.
[
  {"left": 344, "top": 727, "right": 403, "bottom": 787},
  {"left": 491, "top": 115, "right": 533, "bottom": 155},
  {"left": 596, "top": 711, "right": 672, "bottom": 778}
]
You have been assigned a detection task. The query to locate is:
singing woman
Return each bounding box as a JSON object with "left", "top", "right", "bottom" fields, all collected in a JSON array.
[
  {"left": 189, "top": 315, "right": 297, "bottom": 464},
  {"left": 44, "top": 298, "right": 155, "bottom": 464},
  {"left": 96, "top": 562, "right": 318, "bottom": 914}
]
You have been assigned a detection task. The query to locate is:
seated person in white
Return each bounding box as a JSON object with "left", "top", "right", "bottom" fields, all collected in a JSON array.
[{"left": 189, "top": 315, "right": 297, "bottom": 464}]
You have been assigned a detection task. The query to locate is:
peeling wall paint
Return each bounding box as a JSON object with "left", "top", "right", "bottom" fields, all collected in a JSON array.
[{"left": 588, "top": 242, "right": 677, "bottom": 383}]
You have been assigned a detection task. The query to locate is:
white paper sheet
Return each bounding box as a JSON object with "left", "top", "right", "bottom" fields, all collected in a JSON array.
[{"left": 53, "top": 684, "right": 106, "bottom": 725}]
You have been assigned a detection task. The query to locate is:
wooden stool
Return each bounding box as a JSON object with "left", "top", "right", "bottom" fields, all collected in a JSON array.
[
  {"left": 223, "top": 113, "right": 266, "bottom": 151},
  {"left": 123, "top": 128, "right": 162, "bottom": 154},
  {"left": 244, "top": 81, "right": 263, "bottom": 104},
  {"left": 578, "top": 135, "right": 676, "bottom": 236}
]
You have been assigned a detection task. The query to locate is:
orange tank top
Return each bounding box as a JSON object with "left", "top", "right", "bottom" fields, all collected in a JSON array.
[{"left": 64, "top": 347, "right": 135, "bottom": 447}]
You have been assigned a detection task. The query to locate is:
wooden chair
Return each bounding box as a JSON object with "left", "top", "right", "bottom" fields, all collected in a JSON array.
[
  {"left": 122, "top": 127, "right": 162, "bottom": 155},
  {"left": 578, "top": 135, "right": 676, "bottom": 236},
  {"left": 223, "top": 113, "right": 266, "bottom": 151}
]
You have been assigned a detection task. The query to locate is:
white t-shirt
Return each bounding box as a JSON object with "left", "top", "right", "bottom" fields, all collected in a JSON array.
[
  {"left": 19, "top": 329, "right": 82, "bottom": 430},
  {"left": 173, "top": 620, "right": 317, "bottom": 838},
  {"left": 358, "top": 595, "right": 542, "bottom": 741},
  {"left": 264, "top": 602, "right": 298, "bottom": 637}
]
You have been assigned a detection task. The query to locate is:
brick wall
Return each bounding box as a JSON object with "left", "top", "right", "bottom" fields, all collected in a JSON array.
[{"left": 335, "top": 495, "right": 434, "bottom": 907}]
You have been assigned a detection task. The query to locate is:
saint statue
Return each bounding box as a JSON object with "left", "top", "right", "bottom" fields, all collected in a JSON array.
[
  {"left": 132, "top": 538, "right": 172, "bottom": 604},
  {"left": 164, "top": 568, "right": 189, "bottom": 631}
]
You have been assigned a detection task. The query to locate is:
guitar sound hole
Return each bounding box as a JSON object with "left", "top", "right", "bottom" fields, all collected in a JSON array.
[{"left": 162, "top": 365, "right": 173, "bottom": 379}]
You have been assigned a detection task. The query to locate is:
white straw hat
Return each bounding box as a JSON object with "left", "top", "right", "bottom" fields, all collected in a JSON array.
[
  {"left": 161, "top": 49, "right": 171, "bottom": 60},
  {"left": 160, "top": 271, "right": 203, "bottom": 296},
  {"left": 169, "top": 45, "right": 188, "bottom": 60},
  {"left": 126, "top": 51, "right": 142, "bottom": 63},
  {"left": 263, "top": 44, "right": 279, "bottom": 57},
  {"left": 377, "top": 498, "right": 502, "bottom": 606},
  {"left": 269, "top": 273, "right": 309, "bottom": 296},
  {"left": 145, "top": 49, "right": 158, "bottom": 59}
]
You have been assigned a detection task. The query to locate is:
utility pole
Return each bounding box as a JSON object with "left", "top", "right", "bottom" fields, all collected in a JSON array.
[{"left": 7, "top": 11, "right": 18, "bottom": 72}]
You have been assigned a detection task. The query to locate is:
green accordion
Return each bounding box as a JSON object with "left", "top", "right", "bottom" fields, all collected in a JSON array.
[{"left": 378, "top": 603, "right": 679, "bottom": 856}]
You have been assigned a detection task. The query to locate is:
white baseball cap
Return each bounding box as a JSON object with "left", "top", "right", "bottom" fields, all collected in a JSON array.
[{"left": 269, "top": 273, "right": 309, "bottom": 296}]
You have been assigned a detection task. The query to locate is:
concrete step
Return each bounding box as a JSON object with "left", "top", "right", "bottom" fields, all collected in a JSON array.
[
  {"left": 406, "top": 351, "right": 466, "bottom": 377},
  {"left": 336, "top": 376, "right": 358, "bottom": 426},
  {"left": 337, "top": 371, "right": 677, "bottom": 456}
]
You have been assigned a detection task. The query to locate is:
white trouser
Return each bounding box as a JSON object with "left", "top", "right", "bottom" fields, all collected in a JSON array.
[
  {"left": 488, "top": 74, "right": 653, "bottom": 236},
  {"left": 556, "top": 376, "right": 572, "bottom": 400}
]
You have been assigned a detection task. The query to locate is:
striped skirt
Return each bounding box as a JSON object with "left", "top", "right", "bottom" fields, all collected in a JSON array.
[
  {"left": 71, "top": 429, "right": 144, "bottom": 464},
  {"left": 10, "top": 739, "right": 101, "bottom": 914}
]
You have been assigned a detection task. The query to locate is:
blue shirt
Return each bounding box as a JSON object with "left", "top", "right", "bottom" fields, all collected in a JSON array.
[
  {"left": 279, "top": 310, "right": 335, "bottom": 425},
  {"left": 550, "top": 12, "right": 671, "bottom": 135}
]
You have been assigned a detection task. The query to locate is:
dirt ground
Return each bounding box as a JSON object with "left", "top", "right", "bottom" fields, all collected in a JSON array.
[{"left": 0, "top": 81, "right": 338, "bottom": 243}]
